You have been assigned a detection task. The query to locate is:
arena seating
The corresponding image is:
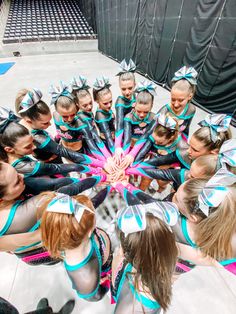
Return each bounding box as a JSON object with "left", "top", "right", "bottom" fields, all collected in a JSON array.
[{"left": 3, "top": 0, "right": 96, "bottom": 44}]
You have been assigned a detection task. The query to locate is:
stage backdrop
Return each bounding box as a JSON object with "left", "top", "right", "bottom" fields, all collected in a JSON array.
[{"left": 79, "top": 0, "right": 236, "bottom": 124}]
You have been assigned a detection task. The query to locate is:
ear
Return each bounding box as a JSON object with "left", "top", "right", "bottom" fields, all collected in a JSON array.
[
  {"left": 210, "top": 149, "right": 219, "bottom": 155},
  {"left": 25, "top": 118, "right": 33, "bottom": 125},
  {"left": 188, "top": 93, "right": 193, "bottom": 101},
  {"left": 4, "top": 146, "right": 15, "bottom": 154}
]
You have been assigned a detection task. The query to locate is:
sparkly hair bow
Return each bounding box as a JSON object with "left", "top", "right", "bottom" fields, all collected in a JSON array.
[
  {"left": 93, "top": 76, "right": 111, "bottom": 91},
  {"left": 117, "top": 201, "right": 179, "bottom": 235},
  {"left": 157, "top": 113, "right": 178, "bottom": 130},
  {"left": 198, "top": 168, "right": 236, "bottom": 217},
  {"left": 198, "top": 113, "right": 231, "bottom": 143},
  {"left": 49, "top": 81, "right": 74, "bottom": 105},
  {"left": 0, "top": 106, "right": 19, "bottom": 133},
  {"left": 116, "top": 59, "right": 136, "bottom": 76},
  {"left": 19, "top": 88, "right": 43, "bottom": 113},
  {"left": 47, "top": 193, "right": 94, "bottom": 223},
  {"left": 172, "top": 66, "right": 198, "bottom": 85},
  {"left": 135, "top": 80, "right": 157, "bottom": 97},
  {"left": 71, "top": 76, "right": 90, "bottom": 91},
  {"left": 218, "top": 139, "right": 236, "bottom": 168}
]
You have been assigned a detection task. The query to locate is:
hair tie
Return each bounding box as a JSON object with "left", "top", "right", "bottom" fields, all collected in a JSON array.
[
  {"left": 198, "top": 168, "right": 236, "bottom": 217},
  {"left": 47, "top": 193, "right": 94, "bottom": 223},
  {"left": 172, "top": 66, "right": 198, "bottom": 85},
  {"left": 19, "top": 88, "right": 43, "bottom": 113},
  {"left": 157, "top": 113, "right": 178, "bottom": 130},
  {"left": 198, "top": 113, "right": 231, "bottom": 143},
  {"left": 49, "top": 81, "right": 74, "bottom": 106},
  {"left": 93, "top": 76, "right": 111, "bottom": 91},
  {"left": 71, "top": 76, "right": 90, "bottom": 91},
  {"left": 0, "top": 106, "right": 19, "bottom": 133},
  {"left": 117, "top": 201, "right": 179, "bottom": 235},
  {"left": 218, "top": 139, "right": 236, "bottom": 168},
  {"left": 135, "top": 80, "right": 156, "bottom": 97},
  {"left": 116, "top": 59, "right": 136, "bottom": 76}
]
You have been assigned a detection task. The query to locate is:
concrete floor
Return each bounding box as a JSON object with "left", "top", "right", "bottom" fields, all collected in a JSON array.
[{"left": 0, "top": 48, "right": 236, "bottom": 313}]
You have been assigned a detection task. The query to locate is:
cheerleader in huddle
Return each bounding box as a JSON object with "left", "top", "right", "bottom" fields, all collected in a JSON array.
[
  {"left": 50, "top": 82, "right": 105, "bottom": 161},
  {"left": 0, "top": 161, "right": 108, "bottom": 264},
  {"left": 15, "top": 88, "right": 104, "bottom": 168},
  {"left": 41, "top": 193, "right": 112, "bottom": 301},
  {"left": 144, "top": 113, "right": 232, "bottom": 169},
  {"left": 111, "top": 183, "right": 179, "bottom": 313},
  {"left": 158, "top": 66, "right": 197, "bottom": 141},
  {"left": 114, "top": 59, "right": 136, "bottom": 158},
  {"left": 93, "top": 77, "right": 115, "bottom": 154},
  {"left": 0, "top": 107, "right": 102, "bottom": 195},
  {"left": 172, "top": 168, "right": 236, "bottom": 275}
]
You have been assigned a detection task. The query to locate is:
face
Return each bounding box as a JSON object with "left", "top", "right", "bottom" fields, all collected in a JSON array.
[
  {"left": 57, "top": 105, "right": 77, "bottom": 123},
  {"left": 79, "top": 95, "right": 93, "bottom": 113},
  {"left": 0, "top": 163, "right": 25, "bottom": 201},
  {"left": 98, "top": 92, "right": 113, "bottom": 112},
  {"left": 29, "top": 113, "right": 52, "bottom": 130},
  {"left": 188, "top": 135, "right": 211, "bottom": 160},
  {"left": 119, "top": 79, "right": 135, "bottom": 99},
  {"left": 6, "top": 135, "right": 36, "bottom": 157},
  {"left": 135, "top": 103, "right": 152, "bottom": 120},
  {"left": 152, "top": 132, "right": 172, "bottom": 146},
  {"left": 170, "top": 88, "right": 192, "bottom": 114}
]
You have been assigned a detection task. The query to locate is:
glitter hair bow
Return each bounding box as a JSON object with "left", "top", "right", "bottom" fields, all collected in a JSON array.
[
  {"left": 172, "top": 66, "right": 198, "bottom": 85},
  {"left": 116, "top": 59, "right": 136, "bottom": 76},
  {"left": 135, "top": 80, "right": 157, "bottom": 97},
  {"left": 71, "top": 76, "right": 90, "bottom": 91},
  {"left": 117, "top": 201, "right": 179, "bottom": 235},
  {"left": 198, "top": 168, "right": 236, "bottom": 217},
  {"left": 0, "top": 106, "right": 19, "bottom": 133},
  {"left": 49, "top": 81, "right": 74, "bottom": 106},
  {"left": 218, "top": 139, "right": 236, "bottom": 168},
  {"left": 157, "top": 113, "right": 178, "bottom": 130},
  {"left": 93, "top": 76, "right": 111, "bottom": 91},
  {"left": 19, "top": 88, "right": 43, "bottom": 113},
  {"left": 198, "top": 113, "right": 231, "bottom": 143},
  {"left": 47, "top": 193, "right": 94, "bottom": 223}
]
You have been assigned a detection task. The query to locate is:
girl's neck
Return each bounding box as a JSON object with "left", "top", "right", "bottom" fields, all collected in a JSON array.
[
  {"left": 7, "top": 153, "right": 23, "bottom": 164},
  {"left": 65, "top": 236, "right": 92, "bottom": 264}
]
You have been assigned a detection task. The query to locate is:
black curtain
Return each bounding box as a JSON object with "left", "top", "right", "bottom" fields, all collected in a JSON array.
[
  {"left": 80, "top": 0, "right": 236, "bottom": 125},
  {"left": 78, "top": 0, "right": 97, "bottom": 33}
]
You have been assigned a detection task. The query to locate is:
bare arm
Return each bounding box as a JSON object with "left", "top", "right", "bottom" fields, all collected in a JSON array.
[{"left": 0, "top": 229, "right": 41, "bottom": 252}]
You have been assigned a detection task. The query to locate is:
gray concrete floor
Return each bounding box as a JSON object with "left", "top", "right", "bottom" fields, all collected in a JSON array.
[{"left": 0, "top": 48, "right": 236, "bottom": 313}]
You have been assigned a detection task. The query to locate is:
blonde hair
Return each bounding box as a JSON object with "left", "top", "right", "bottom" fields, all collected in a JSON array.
[
  {"left": 192, "top": 155, "right": 218, "bottom": 178},
  {"left": 182, "top": 179, "right": 236, "bottom": 260},
  {"left": 171, "top": 80, "right": 196, "bottom": 95},
  {"left": 40, "top": 192, "right": 95, "bottom": 258},
  {"left": 55, "top": 95, "right": 78, "bottom": 112}
]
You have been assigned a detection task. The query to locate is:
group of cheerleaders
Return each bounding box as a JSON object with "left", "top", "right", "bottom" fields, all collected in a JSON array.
[{"left": 0, "top": 59, "right": 236, "bottom": 314}]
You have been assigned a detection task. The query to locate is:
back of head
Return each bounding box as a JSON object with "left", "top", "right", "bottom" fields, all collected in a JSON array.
[
  {"left": 193, "top": 155, "right": 218, "bottom": 178},
  {"left": 120, "top": 214, "right": 177, "bottom": 311},
  {"left": 73, "top": 89, "right": 90, "bottom": 105},
  {"left": 40, "top": 192, "right": 95, "bottom": 258},
  {"left": 119, "top": 72, "right": 135, "bottom": 83},
  {"left": 193, "top": 126, "right": 232, "bottom": 153},
  {"left": 172, "top": 79, "right": 196, "bottom": 95},
  {"left": 182, "top": 178, "right": 236, "bottom": 259},
  {"left": 154, "top": 115, "right": 179, "bottom": 141},
  {"left": 55, "top": 95, "right": 78, "bottom": 112},
  {"left": 136, "top": 91, "right": 153, "bottom": 105},
  {"left": 15, "top": 88, "right": 50, "bottom": 120},
  {"left": 93, "top": 87, "right": 111, "bottom": 103}
]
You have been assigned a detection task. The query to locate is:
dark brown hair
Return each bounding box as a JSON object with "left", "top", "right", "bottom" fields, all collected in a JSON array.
[
  {"left": 73, "top": 89, "right": 91, "bottom": 105},
  {"left": 40, "top": 192, "right": 95, "bottom": 258},
  {"left": 15, "top": 89, "right": 50, "bottom": 120},
  {"left": 93, "top": 87, "right": 111, "bottom": 102},
  {"left": 154, "top": 117, "right": 179, "bottom": 141},
  {"left": 119, "top": 214, "right": 178, "bottom": 311}
]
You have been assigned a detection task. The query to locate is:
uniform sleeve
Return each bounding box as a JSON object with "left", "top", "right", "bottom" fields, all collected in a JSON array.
[
  {"left": 115, "top": 98, "right": 126, "bottom": 149},
  {"left": 134, "top": 138, "right": 153, "bottom": 162},
  {"left": 122, "top": 118, "right": 132, "bottom": 154},
  {"left": 91, "top": 186, "right": 111, "bottom": 209},
  {"left": 114, "top": 183, "right": 140, "bottom": 206},
  {"left": 57, "top": 175, "right": 106, "bottom": 196},
  {"left": 95, "top": 111, "right": 115, "bottom": 154},
  {"left": 33, "top": 135, "right": 104, "bottom": 167},
  {"left": 144, "top": 152, "right": 179, "bottom": 167}
]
